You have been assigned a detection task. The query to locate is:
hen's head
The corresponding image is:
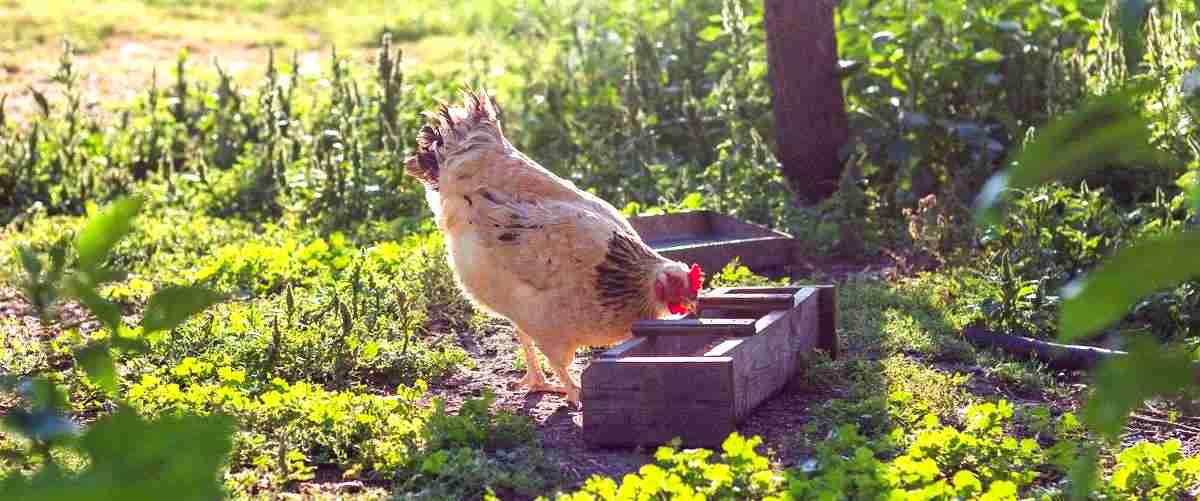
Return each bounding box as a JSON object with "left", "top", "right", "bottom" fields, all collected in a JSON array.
[
  {"left": 404, "top": 88, "right": 505, "bottom": 190},
  {"left": 654, "top": 262, "right": 704, "bottom": 316}
]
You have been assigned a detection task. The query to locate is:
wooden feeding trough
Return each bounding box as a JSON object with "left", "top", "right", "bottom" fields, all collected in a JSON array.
[
  {"left": 629, "top": 210, "right": 795, "bottom": 275},
  {"left": 582, "top": 286, "right": 837, "bottom": 448}
]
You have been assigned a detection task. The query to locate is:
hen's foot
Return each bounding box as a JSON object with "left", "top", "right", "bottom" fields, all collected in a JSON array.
[
  {"left": 526, "top": 383, "right": 571, "bottom": 395},
  {"left": 512, "top": 369, "right": 548, "bottom": 389}
]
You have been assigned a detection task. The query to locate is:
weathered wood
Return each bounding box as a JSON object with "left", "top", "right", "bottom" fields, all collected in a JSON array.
[
  {"left": 628, "top": 210, "right": 795, "bottom": 274},
  {"left": 658, "top": 237, "right": 793, "bottom": 274},
  {"left": 732, "top": 296, "right": 820, "bottom": 420},
  {"left": 632, "top": 318, "right": 757, "bottom": 337},
  {"left": 815, "top": 285, "right": 838, "bottom": 359},
  {"left": 699, "top": 293, "right": 799, "bottom": 313},
  {"left": 628, "top": 211, "right": 714, "bottom": 244},
  {"left": 583, "top": 286, "right": 833, "bottom": 448},
  {"left": 710, "top": 213, "right": 786, "bottom": 239},
  {"left": 583, "top": 357, "right": 735, "bottom": 448}
]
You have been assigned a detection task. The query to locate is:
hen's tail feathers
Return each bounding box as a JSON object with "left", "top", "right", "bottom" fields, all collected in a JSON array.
[{"left": 404, "top": 87, "right": 504, "bottom": 190}]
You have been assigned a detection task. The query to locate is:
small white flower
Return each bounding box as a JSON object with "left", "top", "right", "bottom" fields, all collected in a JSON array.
[{"left": 800, "top": 458, "right": 819, "bottom": 473}]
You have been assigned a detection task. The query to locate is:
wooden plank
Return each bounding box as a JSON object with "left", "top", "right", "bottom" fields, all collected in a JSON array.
[
  {"left": 629, "top": 211, "right": 714, "bottom": 244},
  {"left": 597, "top": 337, "right": 650, "bottom": 359},
  {"left": 632, "top": 318, "right": 757, "bottom": 337},
  {"left": 815, "top": 285, "right": 838, "bottom": 359},
  {"left": 723, "top": 287, "right": 802, "bottom": 295},
  {"left": 710, "top": 212, "right": 791, "bottom": 239},
  {"left": 729, "top": 288, "right": 820, "bottom": 421},
  {"left": 582, "top": 357, "right": 734, "bottom": 448},
  {"left": 699, "top": 292, "right": 798, "bottom": 312},
  {"left": 704, "top": 339, "right": 744, "bottom": 357},
  {"left": 629, "top": 211, "right": 796, "bottom": 274},
  {"left": 657, "top": 236, "right": 792, "bottom": 273},
  {"left": 598, "top": 334, "right": 723, "bottom": 358}
]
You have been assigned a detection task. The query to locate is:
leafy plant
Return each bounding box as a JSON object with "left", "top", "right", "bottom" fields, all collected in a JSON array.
[
  {"left": 3, "top": 197, "right": 230, "bottom": 499},
  {"left": 551, "top": 433, "right": 783, "bottom": 501}
]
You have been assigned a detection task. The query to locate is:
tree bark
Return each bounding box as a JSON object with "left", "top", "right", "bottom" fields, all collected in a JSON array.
[{"left": 763, "top": 0, "right": 849, "bottom": 204}]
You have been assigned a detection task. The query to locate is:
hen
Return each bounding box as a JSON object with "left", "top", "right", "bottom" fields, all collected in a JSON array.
[{"left": 404, "top": 89, "right": 703, "bottom": 405}]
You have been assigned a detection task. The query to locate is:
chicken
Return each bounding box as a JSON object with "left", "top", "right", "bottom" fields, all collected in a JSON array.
[{"left": 403, "top": 89, "right": 703, "bottom": 405}]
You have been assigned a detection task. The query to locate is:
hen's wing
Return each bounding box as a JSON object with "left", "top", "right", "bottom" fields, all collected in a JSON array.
[
  {"left": 466, "top": 187, "right": 628, "bottom": 291},
  {"left": 465, "top": 149, "right": 638, "bottom": 236}
]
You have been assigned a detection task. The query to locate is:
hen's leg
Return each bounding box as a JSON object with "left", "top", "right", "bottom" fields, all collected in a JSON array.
[
  {"left": 514, "top": 330, "right": 562, "bottom": 393},
  {"left": 541, "top": 343, "right": 581, "bottom": 406}
]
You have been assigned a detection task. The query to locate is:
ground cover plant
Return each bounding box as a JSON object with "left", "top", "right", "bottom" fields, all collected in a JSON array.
[{"left": 2, "top": 0, "right": 1200, "bottom": 499}]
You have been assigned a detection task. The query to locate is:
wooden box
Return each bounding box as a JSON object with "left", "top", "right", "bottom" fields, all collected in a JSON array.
[
  {"left": 629, "top": 210, "right": 795, "bottom": 274},
  {"left": 582, "top": 286, "right": 837, "bottom": 448}
]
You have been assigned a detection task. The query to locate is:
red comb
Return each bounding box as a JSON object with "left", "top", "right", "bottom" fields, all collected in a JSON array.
[{"left": 688, "top": 263, "right": 703, "bottom": 293}]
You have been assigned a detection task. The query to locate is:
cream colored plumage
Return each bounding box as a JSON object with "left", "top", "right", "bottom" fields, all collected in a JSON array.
[{"left": 404, "top": 89, "right": 701, "bottom": 405}]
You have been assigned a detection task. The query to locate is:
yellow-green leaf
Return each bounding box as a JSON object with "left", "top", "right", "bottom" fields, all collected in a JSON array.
[
  {"left": 697, "top": 26, "right": 723, "bottom": 42},
  {"left": 973, "top": 48, "right": 1004, "bottom": 63}
]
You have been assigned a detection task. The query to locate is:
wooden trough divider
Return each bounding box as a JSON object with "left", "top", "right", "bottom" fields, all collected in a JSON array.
[{"left": 582, "top": 285, "right": 837, "bottom": 448}]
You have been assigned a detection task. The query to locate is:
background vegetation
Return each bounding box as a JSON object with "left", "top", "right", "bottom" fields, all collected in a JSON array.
[{"left": 2, "top": 0, "right": 1200, "bottom": 499}]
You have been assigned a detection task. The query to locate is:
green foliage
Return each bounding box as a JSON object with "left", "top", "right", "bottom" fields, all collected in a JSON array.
[
  {"left": 1106, "top": 439, "right": 1200, "bottom": 500},
  {"left": 1, "top": 409, "right": 234, "bottom": 501},
  {"left": 141, "top": 286, "right": 225, "bottom": 334},
  {"left": 2, "top": 198, "right": 230, "bottom": 500},
  {"left": 1059, "top": 231, "right": 1200, "bottom": 341},
  {"left": 130, "top": 371, "right": 428, "bottom": 484},
  {"left": 551, "top": 433, "right": 783, "bottom": 501},
  {"left": 974, "top": 84, "right": 1169, "bottom": 225},
  {"left": 789, "top": 402, "right": 1044, "bottom": 500},
  {"left": 838, "top": 0, "right": 1100, "bottom": 226},
  {"left": 969, "top": 11, "right": 1200, "bottom": 492},
  {"left": 6, "top": 0, "right": 1200, "bottom": 498},
  {"left": 510, "top": 0, "right": 792, "bottom": 227},
  {"left": 73, "top": 196, "right": 145, "bottom": 276},
  {"left": 705, "top": 258, "right": 789, "bottom": 289},
  {"left": 422, "top": 391, "right": 535, "bottom": 453},
  {"left": 403, "top": 392, "right": 556, "bottom": 499}
]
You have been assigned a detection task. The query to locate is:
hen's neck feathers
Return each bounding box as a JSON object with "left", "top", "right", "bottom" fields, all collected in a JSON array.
[{"left": 595, "top": 232, "right": 672, "bottom": 318}]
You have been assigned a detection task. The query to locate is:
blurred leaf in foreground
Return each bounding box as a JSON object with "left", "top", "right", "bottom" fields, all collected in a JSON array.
[
  {"left": 974, "top": 84, "right": 1167, "bottom": 225},
  {"left": 1059, "top": 231, "right": 1200, "bottom": 342},
  {"left": 0, "top": 409, "right": 235, "bottom": 501},
  {"left": 1083, "top": 339, "right": 1193, "bottom": 439},
  {"left": 141, "top": 286, "right": 225, "bottom": 334},
  {"left": 74, "top": 344, "right": 118, "bottom": 396},
  {"left": 73, "top": 196, "right": 143, "bottom": 277}
]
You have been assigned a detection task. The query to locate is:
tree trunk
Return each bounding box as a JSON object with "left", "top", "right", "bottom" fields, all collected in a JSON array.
[{"left": 763, "top": 0, "right": 849, "bottom": 204}]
